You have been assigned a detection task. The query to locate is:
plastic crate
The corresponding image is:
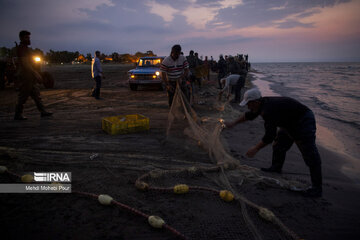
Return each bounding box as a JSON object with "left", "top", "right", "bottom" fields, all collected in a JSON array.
[{"left": 102, "top": 114, "right": 149, "bottom": 135}]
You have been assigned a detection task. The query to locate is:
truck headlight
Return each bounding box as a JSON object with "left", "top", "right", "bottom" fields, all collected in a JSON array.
[{"left": 34, "top": 56, "right": 41, "bottom": 62}]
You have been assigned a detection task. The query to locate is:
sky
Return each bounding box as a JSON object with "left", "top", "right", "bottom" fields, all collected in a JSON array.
[{"left": 0, "top": 0, "right": 359, "bottom": 62}]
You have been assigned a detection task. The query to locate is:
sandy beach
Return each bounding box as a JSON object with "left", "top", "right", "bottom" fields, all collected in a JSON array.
[{"left": 0, "top": 64, "right": 360, "bottom": 240}]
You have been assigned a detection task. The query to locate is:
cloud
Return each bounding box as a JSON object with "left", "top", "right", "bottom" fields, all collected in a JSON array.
[
  {"left": 275, "top": 20, "right": 314, "bottom": 29},
  {"left": 267, "top": 2, "right": 288, "bottom": 11},
  {"left": 145, "top": 0, "right": 179, "bottom": 22},
  {"left": 213, "top": 0, "right": 352, "bottom": 29},
  {"left": 0, "top": 0, "right": 115, "bottom": 30},
  {"left": 0, "top": 0, "right": 358, "bottom": 62},
  {"left": 144, "top": 0, "right": 243, "bottom": 29}
]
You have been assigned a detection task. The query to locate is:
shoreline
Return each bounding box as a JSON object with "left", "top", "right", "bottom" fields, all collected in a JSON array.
[
  {"left": 248, "top": 71, "right": 360, "bottom": 183},
  {"left": 224, "top": 71, "right": 360, "bottom": 239}
]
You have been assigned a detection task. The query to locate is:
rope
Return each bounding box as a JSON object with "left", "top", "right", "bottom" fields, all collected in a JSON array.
[{"left": 2, "top": 169, "right": 187, "bottom": 240}]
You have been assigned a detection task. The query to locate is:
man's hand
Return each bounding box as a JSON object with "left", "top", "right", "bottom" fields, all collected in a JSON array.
[
  {"left": 246, "top": 146, "right": 259, "bottom": 158},
  {"left": 224, "top": 121, "right": 235, "bottom": 129},
  {"left": 166, "top": 84, "right": 174, "bottom": 92},
  {"left": 246, "top": 141, "right": 267, "bottom": 158},
  {"left": 218, "top": 91, "right": 223, "bottom": 101}
]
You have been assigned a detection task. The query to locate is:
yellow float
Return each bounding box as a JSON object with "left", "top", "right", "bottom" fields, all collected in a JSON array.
[
  {"left": 219, "top": 190, "right": 234, "bottom": 202},
  {"left": 173, "top": 184, "right": 189, "bottom": 194}
]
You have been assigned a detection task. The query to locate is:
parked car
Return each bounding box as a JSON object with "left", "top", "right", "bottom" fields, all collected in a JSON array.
[{"left": 128, "top": 56, "right": 165, "bottom": 91}]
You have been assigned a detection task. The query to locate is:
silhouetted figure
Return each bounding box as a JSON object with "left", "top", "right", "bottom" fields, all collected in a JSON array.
[
  {"left": 91, "top": 51, "right": 104, "bottom": 99},
  {"left": 14, "top": 30, "right": 52, "bottom": 120},
  {"left": 186, "top": 50, "right": 197, "bottom": 85},
  {"left": 226, "top": 89, "right": 323, "bottom": 198},
  {"left": 217, "top": 54, "right": 227, "bottom": 89}
]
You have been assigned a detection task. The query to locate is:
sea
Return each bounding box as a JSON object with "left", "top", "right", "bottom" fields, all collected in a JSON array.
[{"left": 250, "top": 62, "right": 360, "bottom": 182}]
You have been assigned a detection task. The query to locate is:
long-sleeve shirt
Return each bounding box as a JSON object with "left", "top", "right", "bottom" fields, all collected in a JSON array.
[
  {"left": 91, "top": 57, "right": 102, "bottom": 78},
  {"left": 245, "top": 97, "right": 311, "bottom": 143},
  {"left": 227, "top": 61, "right": 241, "bottom": 75},
  {"left": 218, "top": 58, "right": 227, "bottom": 74},
  {"left": 221, "top": 74, "right": 240, "bottom": 95}
]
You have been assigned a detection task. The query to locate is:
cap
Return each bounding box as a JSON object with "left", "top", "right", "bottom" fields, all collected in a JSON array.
[{"left": 239, "top": 88, "right": 262, "bottom": 106}]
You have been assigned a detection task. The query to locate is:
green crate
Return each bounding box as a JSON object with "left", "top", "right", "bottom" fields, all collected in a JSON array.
[{"left": 102, "top": 114, "right": 149, "bottom": 135}]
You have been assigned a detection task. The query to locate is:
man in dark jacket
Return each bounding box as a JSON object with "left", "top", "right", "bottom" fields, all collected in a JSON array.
[
  {"left": 14, "top": 30, "right": 52, "bottom": 120},
  {"left": 225, "top": 89, "right": 322, "bottom": 197},
  {"left": 186, "top": 50, "right": 197, "bottom": 84},
  {"left": 217, "top": 54, "right": 227, "bottom": 89},
  {"left": 226, "top": 56, "right": 246, "bottom": 103}
]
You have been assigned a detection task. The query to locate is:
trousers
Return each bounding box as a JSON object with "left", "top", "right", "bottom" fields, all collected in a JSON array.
[
  {"left": 167, "top": 80, "right": 191, "bottom": 107},
  {"left": 234, "top": 74, "right": 246, "bottom": 102},
  {"left": 91, "top": 76, "right": 102, "bottom": 98},
  {"left": 271, "top": 110, "right": 322, "bottom": 188},
  {"left": 15, "top": 74, "right": 45, "bottom": 116}
]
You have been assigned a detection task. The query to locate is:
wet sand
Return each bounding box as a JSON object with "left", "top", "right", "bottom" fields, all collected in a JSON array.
[{"left": 0, "top": 64, "right": 360, "bottom": 240}]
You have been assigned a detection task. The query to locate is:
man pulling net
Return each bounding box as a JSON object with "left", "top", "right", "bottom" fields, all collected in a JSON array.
[
  {"left": 160, "top": 44, "right": 190, "bottom": 107},
  {"left": 225, "top": 88, "right": 323, "bottom": 197}
]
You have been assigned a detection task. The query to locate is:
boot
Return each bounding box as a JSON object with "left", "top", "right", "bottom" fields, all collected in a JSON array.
[
  {"left": 95, "top": 88, "right": 101, "bottom": 99},
  {"left": 261, "top": 166, "right": 282, "bottom": 173},
  {"left": 14, "top": 104, "right": 27, "bottom": 120},
  {"left": 302, "top": 186, "right": 322, "bottom": 198},
  {"left": 14, "top": 115, "right": 27, "bottom": 120},
  {"left": 41, "top": 111, "right": 53, "bottom": 117}
]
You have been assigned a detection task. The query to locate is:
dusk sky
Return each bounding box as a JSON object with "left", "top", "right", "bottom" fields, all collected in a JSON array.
[{"left": 0, "top": 0, "right": 359, "bottom": 62}]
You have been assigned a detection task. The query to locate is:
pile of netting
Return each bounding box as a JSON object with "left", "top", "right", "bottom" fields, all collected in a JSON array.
[
  {"left": 0, "top": 82, "right": 307, "bottom": 240},
  {"left": 134, "top": 82, "right": 305, "bottom": 240}
]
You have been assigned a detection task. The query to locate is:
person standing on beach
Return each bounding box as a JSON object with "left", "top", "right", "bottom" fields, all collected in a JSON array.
[
  {"left": 194, "top": 52, "right": 202, "bottom": 88},
  {"left": 204, "top": 56, "right": 210, "bottom": 81},
  {"left": 217, "top": 54, "right": 227, "bottom": 89},
  {"left": 186, "top": 50, "right": 197, "bottom": 84},
  {"left": 225, "top": 89, "right": 323, "bottom": 197},
  {"left": 14, "top": 30, "right": 52, "bottom": 120},
  {"left": 160, "top": 44, "right": 189, "bottom": 107},
  {"left": 226, "top": 55, "right": 243, "bottom": 103},
  {"left": 235, "top": 55, "right": 248, "bottom": 102},
  {"left": 91, "top": 51, "right": 104, "bottom": 99}
]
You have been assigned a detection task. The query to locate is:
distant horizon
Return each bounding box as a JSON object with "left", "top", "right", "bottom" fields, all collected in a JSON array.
[
  {"left": 252, "top": 60, "right": 360, "bottom": 63},
  {"left": 2, "top": 44, "right": 359, "bottom": 63}
]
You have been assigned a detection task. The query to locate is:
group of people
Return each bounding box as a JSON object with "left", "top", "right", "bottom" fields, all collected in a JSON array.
[
  {"left": 12, "top": 33, "right": 323, "bottom": 198},
  {"left": 217, "top": 54, "right": 249, "bottom": 103},
  {"left": 12, "top": 30, "right": 104, "bottom": 121},
  {"left": 160, "top": 45, "right": 251, "bottom": 107},
  {"left": 160, "top": 44, "right": 322, "bottom": 198},
  {"left": 185, "top": 50, "right": 211, "bottom": 88}
]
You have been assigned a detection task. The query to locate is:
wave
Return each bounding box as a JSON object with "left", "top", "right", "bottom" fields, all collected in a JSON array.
[
  {"left": 310, "top": 96, "right": 336, "bottom": 112},
  {"left": 326, "top": 115, "right": 360, "bottom": 130}
]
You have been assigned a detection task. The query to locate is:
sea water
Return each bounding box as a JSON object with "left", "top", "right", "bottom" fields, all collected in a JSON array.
[{"left": 251, "top": 62, "right": 360, "bottom": 181}]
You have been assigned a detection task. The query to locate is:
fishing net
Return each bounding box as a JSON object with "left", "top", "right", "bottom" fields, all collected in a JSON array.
[
  {"left": 0, "top": 79, "right": 307, "bottom": 240},
  {"left": 135, "top": 81, "right": 305, "bottom": 240}
]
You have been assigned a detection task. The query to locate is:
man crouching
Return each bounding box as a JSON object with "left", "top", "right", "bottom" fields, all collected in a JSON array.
[{"left": 225, "top": 88, "right": 322, "bottom": 197}]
